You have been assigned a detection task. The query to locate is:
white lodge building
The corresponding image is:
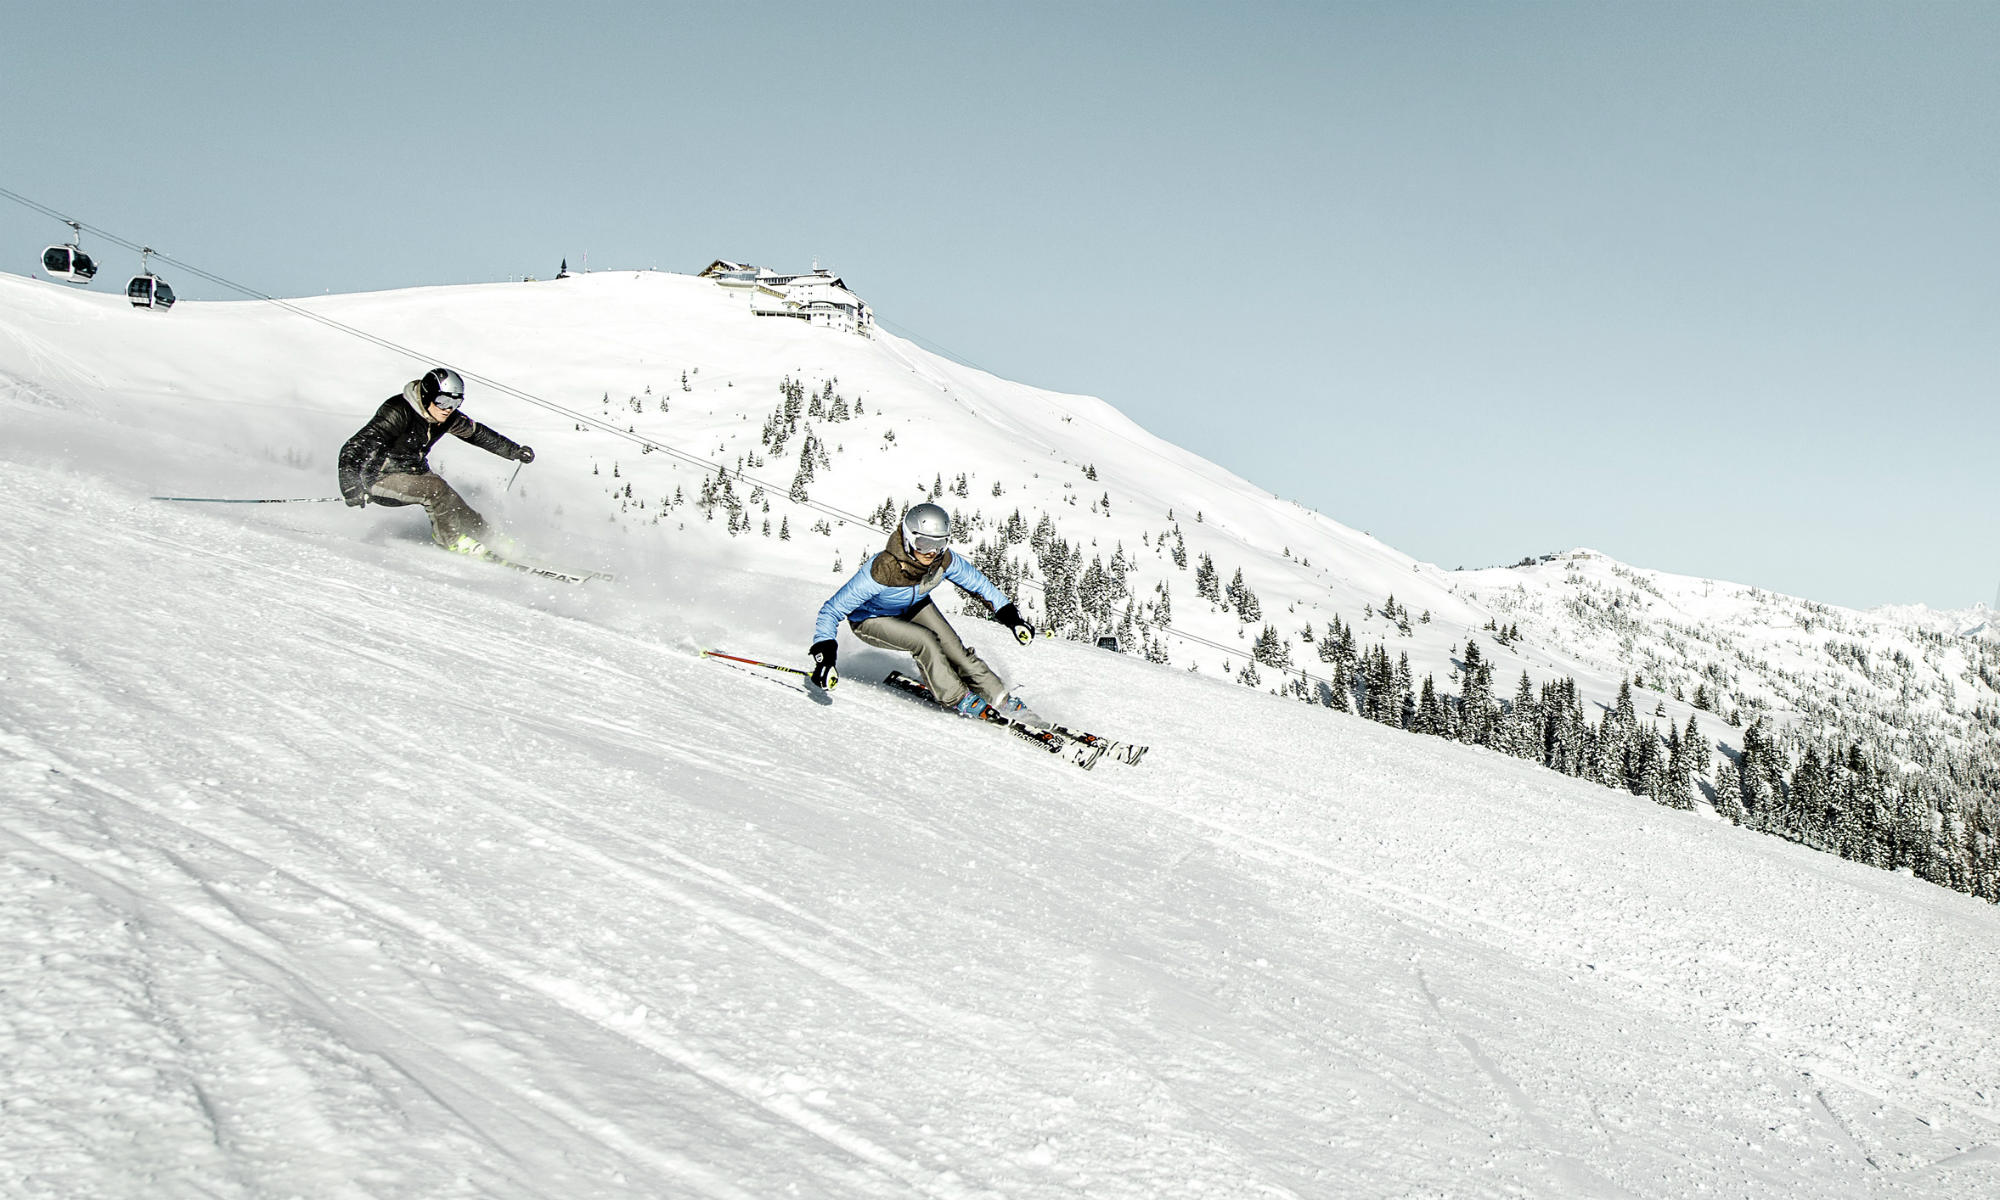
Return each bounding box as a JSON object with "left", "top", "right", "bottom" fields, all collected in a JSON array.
[{"left": 697, "top": 260, "right": 875, "bottom": 337}]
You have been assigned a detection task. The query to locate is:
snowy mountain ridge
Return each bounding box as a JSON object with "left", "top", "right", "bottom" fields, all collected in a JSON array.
[
  {"left": 8, "top": 265, "right": 2000, "bottom": 897},
  {"left": 2, "top": 266, "right": 1997, "bottom": 1197},
  {"left": 1459, "top": 546, "right": 1990, "bottom": 725},
  {"left": 3, "top": 266, "right": 1995, "bottom": 895}
]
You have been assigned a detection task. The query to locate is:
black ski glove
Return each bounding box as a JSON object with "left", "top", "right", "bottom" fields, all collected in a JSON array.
[
  {"left": 515, "top": 445, "right": 536, "bottom": 464},
  {"left": 994, "top": 603, "right": 1036, "bottom": 645},
  {"left": 809, "top": 639, "right": 839, "bottom": 689}
]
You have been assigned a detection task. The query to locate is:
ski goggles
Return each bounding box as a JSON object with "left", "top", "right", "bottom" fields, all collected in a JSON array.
[
  {"left": 907, "top": 530, "right": 948, "bottom": 554},
  {"left": 431, "top": 391, "right": 464, "bottom": 412}
]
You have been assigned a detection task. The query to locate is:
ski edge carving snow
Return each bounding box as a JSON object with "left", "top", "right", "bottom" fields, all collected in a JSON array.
[{"left": 882, "top": 671, "right": 1101, "bottom": 770}]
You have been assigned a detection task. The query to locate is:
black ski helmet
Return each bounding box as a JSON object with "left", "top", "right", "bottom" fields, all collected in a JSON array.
[
  {"left": 420, "top": 367, "right": 466, "bottom": 409},
  {"left": 902, "top": 502, "right": 951, "bottom": 554}
]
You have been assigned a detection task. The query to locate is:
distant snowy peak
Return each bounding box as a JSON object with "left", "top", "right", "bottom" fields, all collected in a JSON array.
[
  {"left": 1958, "top": 602, "right": 1997, "bottom": 641},
  {"left": 1870, "top": 600, "right": 1997, "bottom": 642},
  {"left": 1478, "top": 547, "right": 1988, "bottom": 639},
  {"left": 1460, "top": 540, "right": 1995, "bottom": 764}
]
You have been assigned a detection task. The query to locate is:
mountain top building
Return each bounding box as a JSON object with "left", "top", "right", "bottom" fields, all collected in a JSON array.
[{"left": 698, "top": 260, "right": 874, "bottom": 337}]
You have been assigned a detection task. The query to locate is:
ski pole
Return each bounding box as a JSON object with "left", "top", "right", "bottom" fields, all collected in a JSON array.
[
  {"left": 505, "top": 462, "right": 523, "bottom": 494},
  {"left": 702, "top": 649, "right": 834, "bottom": 697},
  {"left": 151, "top": 495, "right": 345, "bottom": 504},
  {"left": 701, "top": 650, "right": 816, "bottom": 681}
]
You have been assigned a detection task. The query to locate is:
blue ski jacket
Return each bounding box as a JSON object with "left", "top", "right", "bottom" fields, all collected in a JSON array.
[{"left": 815, "top": 539, "right": 1009, "bottom": 643}]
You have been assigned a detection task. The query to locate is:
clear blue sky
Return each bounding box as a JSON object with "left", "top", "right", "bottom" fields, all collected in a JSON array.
[{"left": 5, "top": 2, "right": 1994, "bottom": 610}]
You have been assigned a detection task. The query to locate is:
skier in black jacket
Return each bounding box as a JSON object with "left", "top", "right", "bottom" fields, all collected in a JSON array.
[{"left": 337, "top": 368, "right": 535, "bottom": 553}]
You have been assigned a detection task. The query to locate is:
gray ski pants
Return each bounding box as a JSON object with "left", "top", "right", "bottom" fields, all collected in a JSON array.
[
  {"left": 853, "top": 602, "right": 1005, "bottom": 707},
  {"left": 368, "top": 472, "right": 491, "bottom": 547}
]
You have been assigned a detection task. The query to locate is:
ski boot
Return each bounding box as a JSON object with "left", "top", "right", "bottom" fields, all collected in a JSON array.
[{"left": 995, "top": 692, "right": 1048, "bottom": 729}]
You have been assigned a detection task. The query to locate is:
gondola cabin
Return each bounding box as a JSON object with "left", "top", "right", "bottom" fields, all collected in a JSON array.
[
  {"left": 42, "top": 243, "right": 97, "bottom": 284},
  {"left": 127, "top": 273, "right": 176, "bottom": 310}
]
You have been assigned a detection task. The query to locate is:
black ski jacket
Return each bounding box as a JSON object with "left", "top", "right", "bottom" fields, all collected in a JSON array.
[{"left": 338, "top": 387, "right": 524, "bottom": 503}]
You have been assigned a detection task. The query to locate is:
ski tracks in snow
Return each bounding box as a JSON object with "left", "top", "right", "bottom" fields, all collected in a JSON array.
[
  {"left": 0, "top": 481, "right": 1038, "bottom": 1197},
  {"left": 1061, "top": 692, "right": 2000, "bottom": 1195},
  {"left": 2, "top": 697, "right": 1041, "bottom": 1198},
  {"left": 7, "top": 461, "right": 2000, "bottom": 1199},
  {"left": 2, "top": 749, "right": 804, "bottom": 1199}
]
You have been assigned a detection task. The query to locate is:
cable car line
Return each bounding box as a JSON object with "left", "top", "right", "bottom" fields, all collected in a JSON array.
[{"left": 0, "top": 186, "right": 898, "bottom": 532}]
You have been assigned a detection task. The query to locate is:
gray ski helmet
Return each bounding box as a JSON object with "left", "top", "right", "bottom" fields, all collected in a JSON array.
[
  {"left": 422, "top": 367, "right": 466, "bottom": 409},
  {"left": 901, "top": 502, "right": 952, "bottom": 553}
]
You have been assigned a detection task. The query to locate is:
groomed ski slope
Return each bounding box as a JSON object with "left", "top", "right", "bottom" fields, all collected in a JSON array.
[
  {"left": 1, "top": 269, "right": 1997, "bottom": 1198},
  {"left": 3, "top": 431, "right": 1999, "bottom": 1199}
]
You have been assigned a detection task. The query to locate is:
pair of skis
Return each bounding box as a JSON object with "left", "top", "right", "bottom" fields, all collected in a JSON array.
[
  {"left": 460, "top": 545, "right": 614, "bottom": 585},
  {"left": 701, "top": 651, "right": 1146, "bottom": 771},
  {"left": 1042, "top": 721, "right": 1148, "bottom": 768},
  {"left": 881, "top": 671, "right": 1107, "bottom": 770},
  {"left": 150, "top": 495, "right": 613, "bottom": 584},
  {"left": 884, "top": 672, "right": 1147, "bottom": 767}
]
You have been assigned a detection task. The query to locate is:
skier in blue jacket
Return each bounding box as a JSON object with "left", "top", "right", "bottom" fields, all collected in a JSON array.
[{"left": 811, "top": 503, "right": 1041, "bottom": 722}]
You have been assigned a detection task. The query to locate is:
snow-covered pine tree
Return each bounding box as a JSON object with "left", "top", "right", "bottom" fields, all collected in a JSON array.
[
  {"left": 1238, "top": 581, "right": 1262, "bottom": 623},
  {"left": 1412, "top": 675, "right": 1444, "bottom": 735},
  {"left": 1791, "top": 744, "right": 1832, "bottom": 848},
  {"left": 1000, "top": 509, "right": 1029, "bottom": 544},
  {"left": 1035, "top": 535, "right": 1083, "bottom": 637},
  {"left": 1328, "top": 664, "right": 1360, "bottom": 712},
  {"left": 1195, "top": 554, "right": 1221, "bottom": 604},
  {"left": 1632, "top": 728, "right": 1665, "bottom": 801},
  {"left": 789, "top": 438, "right": 816, "bottom": 502},
  {"left": 1080, "top": 556, "right": 1115, "bottom": 628},
  {"left": 1544, "top": 678, "right": 1588, "bottom": 776},
  {"left": 1252, "top": 624, "right": 1291, "bottom": 669},
  {"left": 1662, "top": 725, "right": 1696, "bottom": 810},
  {"left": 1500, "top": 671, "right": 1539, "bottom": 760},
  {"left": 1394, "top": 653, "right": 1414, "bottom": 728},
  {"left": 1458, "top": 640, "right": 1495, "bottom": 745},
  {"left": 1737, "top": 717, "right": 1775, "bottom": 826},
  {"left": 969, "top": 539, "right": 1024, "bottom": 608},
  {"left": 1682, "top": 712, "right": 1707, "bottom": 781},
  {"left": 1712, "top": 760, "right": 1745, "bottom": 822}
]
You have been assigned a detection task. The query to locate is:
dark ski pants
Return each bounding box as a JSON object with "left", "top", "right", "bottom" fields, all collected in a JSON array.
[
  {"left": 854, "top": 602, "right": 1005, "bottom": 707},
  {"left": 368, "top": 472, "right": 491, "bottom": 547}
]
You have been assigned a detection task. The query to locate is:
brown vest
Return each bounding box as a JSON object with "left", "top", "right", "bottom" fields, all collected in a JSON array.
[{"left": 871, "top": 529, "right": 952, "bottom": 589}]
